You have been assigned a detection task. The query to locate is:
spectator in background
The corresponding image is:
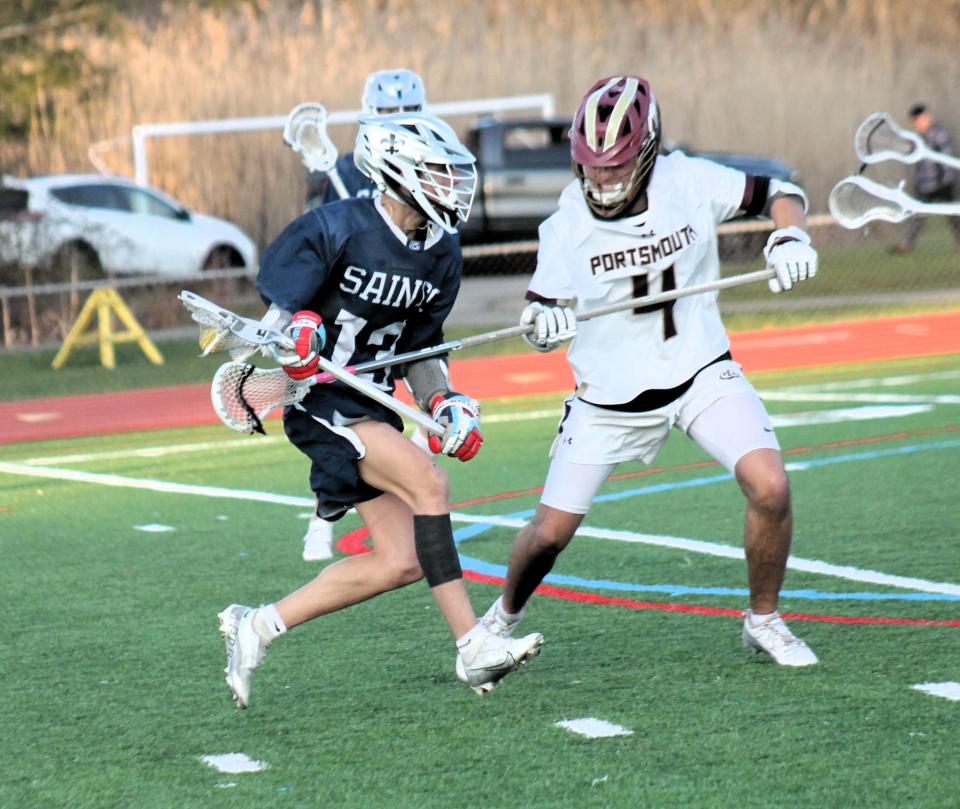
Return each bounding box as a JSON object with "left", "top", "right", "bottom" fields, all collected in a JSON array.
[{"left": 890, "top": 103, "right": 960, "bottom": 253}]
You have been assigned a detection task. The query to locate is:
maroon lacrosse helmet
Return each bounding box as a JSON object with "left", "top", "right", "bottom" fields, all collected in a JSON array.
[{"left": 570, "top": 75, "right": 661, "bottom": 218}]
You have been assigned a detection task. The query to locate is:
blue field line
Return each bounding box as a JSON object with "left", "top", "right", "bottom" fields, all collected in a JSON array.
[
  {"left": 590, "top": 437, "right": 960, "bottom": 504},
  {"left": 455, "top": 437, "right": 960, "bottom": 603}
]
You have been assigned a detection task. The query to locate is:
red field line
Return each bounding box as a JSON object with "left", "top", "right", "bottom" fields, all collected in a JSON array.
[
  {"left": 3, "top": 309, "right": 960, "bottom": 446},
  {"left": 336, "top": 527, "right": 960, "bottom": 628}
]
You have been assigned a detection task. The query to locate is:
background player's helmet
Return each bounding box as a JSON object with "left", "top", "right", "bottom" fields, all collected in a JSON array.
[
  {"left": 570, "top": 75, "right": 661, "bottom": 218},
  {"left": 354, "top": 113, "right": 477, "bottom": 234},
  {"left": 362, "top": 69, "right": 427, "bottom": 114}
]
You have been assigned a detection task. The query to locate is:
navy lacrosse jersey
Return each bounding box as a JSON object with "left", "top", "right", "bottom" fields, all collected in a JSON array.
[
  {"left": 255, "top": 196, "right": 462, "bottom": 416},
  {"left": 305, "top": 152, "right": 376, "bottom": 207}
]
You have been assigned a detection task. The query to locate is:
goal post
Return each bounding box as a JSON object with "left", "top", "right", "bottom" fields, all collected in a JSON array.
[{"left": 96, "top": 93, "right": 556, "bottom": 185}]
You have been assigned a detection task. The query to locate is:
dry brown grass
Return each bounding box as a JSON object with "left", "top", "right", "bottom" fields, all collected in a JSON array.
[{"left": 4, "top": 0, "right": 960, "bottom": 246}]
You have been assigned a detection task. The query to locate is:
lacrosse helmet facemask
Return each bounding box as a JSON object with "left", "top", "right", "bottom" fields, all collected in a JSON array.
[
  {"left": 362, "top": 69, "right": 427, "bottom": 114},
  {"left": 354, "top": 113, "right": 477, "bottom": 235},
  {"left": 571, "top": 75, "right": 661, "bottom": 219}
]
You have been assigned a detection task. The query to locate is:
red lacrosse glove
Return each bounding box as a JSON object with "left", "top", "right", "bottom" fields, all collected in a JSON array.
[
  {"left": 427, "top": 392, "right": 484, "bottom": 462},
  {"left": 277, "top": 310, "right": 325, "bottom": 381}
]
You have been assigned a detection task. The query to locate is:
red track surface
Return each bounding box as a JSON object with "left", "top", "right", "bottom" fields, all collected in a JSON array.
[{"left": 3, "top": 309, "right": 960, "bottom": 446}]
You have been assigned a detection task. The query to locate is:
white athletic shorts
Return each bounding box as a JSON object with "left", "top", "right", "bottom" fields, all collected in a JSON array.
[{"left": 540, "top": 359, "right": 779, "bottom": 514}]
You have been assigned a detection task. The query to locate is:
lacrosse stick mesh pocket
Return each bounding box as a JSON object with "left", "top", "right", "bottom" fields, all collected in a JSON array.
[
  {"left": 211, "top": 362, "right": 306, "bottom": 434},
  {"left": 855, "top": 115, "right": 918, "bottom": 161},
  {"left": 829, "top": 178, "right": 905, "bottom": 228}
]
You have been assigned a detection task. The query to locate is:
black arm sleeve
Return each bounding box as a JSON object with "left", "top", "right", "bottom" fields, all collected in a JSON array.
[{"left": 739, "top": 175, "right": 771, "bottom": 218}]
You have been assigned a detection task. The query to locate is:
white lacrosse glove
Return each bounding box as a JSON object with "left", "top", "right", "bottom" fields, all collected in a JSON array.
[
  {"left": 764, "top": 226, "right": 818, "bottom": 294},
  {"left": 427, "top": 392, "right": 483, "bottom": 462},
  {"left": 519, "top": 301, "right": 577, "bottom": 352},
  {"left": 274, "top": 310, "right": 326, "bottom": 380}
]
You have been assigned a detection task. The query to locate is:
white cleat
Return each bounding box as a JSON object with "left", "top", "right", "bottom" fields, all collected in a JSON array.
[
  {"left": 302, "top": 517, "right": 334, "bottom": 561},
  {"left": 218, "top": 604, "right": 270, "bottom": 708},
  {"left": 479, "top": 595, "right": 526, "bottom": 638},
  {"left": 742, "top": 610, "right": 818, "bottom": 667},
  {"left": 455, "top": 629, "right": 544, "bottom": 695}
]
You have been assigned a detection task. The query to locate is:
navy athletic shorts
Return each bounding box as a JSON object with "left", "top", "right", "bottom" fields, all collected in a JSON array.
[{"left": 283, "top": 384, "right": 405, "bottom": 522}]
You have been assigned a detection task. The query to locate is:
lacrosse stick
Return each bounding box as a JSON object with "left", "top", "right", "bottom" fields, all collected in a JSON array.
[
  {"left": 854, "top": 112, "right": 960, "bottom": 170},
  {"left": 180, "top": 290, "right": 441, "bottom": 435},
  {"left": 295, "top": 267, "right": 775, "bottom": 383},
  {"left": 828, "top": 174, "right": 960, "bottom": 230},
  {"left": 207, "top": 267, "right": 777, "bottom": 433},
  {"left": 283, "top": 102, "right": 350, "bottom": 200}
]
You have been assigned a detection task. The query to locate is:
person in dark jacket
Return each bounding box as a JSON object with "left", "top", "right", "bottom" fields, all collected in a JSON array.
[{"left": 890, "top": 103, "right": 960, "bottom": 253}]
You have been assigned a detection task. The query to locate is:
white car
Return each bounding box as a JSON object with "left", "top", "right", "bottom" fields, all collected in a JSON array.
[{"left": 0, "top": 173, "right": 257, "bottom": 279}]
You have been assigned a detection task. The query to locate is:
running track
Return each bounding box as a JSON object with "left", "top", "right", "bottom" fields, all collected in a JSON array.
[{"left": 3, "top": 310, "right": 960, "bottom": 445}]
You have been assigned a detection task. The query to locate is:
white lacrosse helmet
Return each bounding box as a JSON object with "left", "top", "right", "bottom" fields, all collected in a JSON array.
[
  {"left": 362, "top": 69, "right": 426, "bottom": 114},
  {"left": 354, "top": 113, "right": 477, "bottom": 234}
]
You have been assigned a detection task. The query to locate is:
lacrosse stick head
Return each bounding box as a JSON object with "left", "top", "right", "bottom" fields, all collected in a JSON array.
[
  {"left": 828, "top": 175, "right": 913, "bottom": 229},
  {"left": 854, "top": 112, "right": 924, "bottom": 165},
  {"left": 178, "top": 290, "right": 291, "bottom": 361},
  {"left": 211, "top": 361, "right": 308, "bottom": 434},
  {"left": 283, "top": 102, "right": 338, "bottom": 174}
]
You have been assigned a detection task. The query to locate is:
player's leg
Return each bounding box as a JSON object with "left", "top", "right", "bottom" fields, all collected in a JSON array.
[
  {"left": 502, "top": 469, "right": 604, "bottom": 614},
  {"left": 302, "top": 500, "right": 335, "bottom": 561},
  {"left": 275, "top": 492, "right": 423, "bottom": 626},
  {"left": 353, "top": 419, "right": 544, "bottom": 692},
  {"left": 219, "top": 408, "right": 420, "bottom": 708},
  {"left": 488, "top": 397, "right": 662, "bottom": 636},
  {"left": 685, "top": 389, "right": 790, "bottom": 614},
  {"left": 219, "top": 491, "right": 421, "bottom": 709},
  {"left": 684, "top": 377, "right": 817, "bottom": 666},
  {"left": 893, "top": 191, "right": 932, "bottom": 251},
  {"left": 504, "top": 507, "right": 585, "bottom": 612},
  {"left": 299, "top": 429, "right": 432, "bottom": 563},
  {"left": 734, "top": 448, "right": 792, "bottom": 614},
  {"left": 946, "top": 187, "right": 960, "bottom": 247}
]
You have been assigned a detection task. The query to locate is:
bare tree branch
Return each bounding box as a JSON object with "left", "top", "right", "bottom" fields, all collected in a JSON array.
[{"left": 0, "top": 3, "right": 107, "bottom": 43}]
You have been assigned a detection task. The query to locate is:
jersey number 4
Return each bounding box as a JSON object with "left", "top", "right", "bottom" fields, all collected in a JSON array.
[{"left": 632, "top": 266, "right": 677, "bottom": 340}]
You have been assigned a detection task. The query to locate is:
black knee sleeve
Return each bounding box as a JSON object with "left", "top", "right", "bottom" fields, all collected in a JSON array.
[{"left": 412, "top": 514, "right": 462, "bottom": 586}]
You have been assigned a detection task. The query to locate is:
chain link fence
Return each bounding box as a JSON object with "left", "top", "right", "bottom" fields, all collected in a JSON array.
[{"left": 3, "top": 214, "right": 960, "bottom": 350}]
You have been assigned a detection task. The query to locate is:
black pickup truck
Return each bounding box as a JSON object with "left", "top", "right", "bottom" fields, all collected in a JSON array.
[{"left": 460, "top": 115, "right": 797, "bottom": 244}]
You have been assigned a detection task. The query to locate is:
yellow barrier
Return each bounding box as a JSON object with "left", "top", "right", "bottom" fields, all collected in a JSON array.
[{"left": 52, "top": 287, "right": 164, "bottom": 369}]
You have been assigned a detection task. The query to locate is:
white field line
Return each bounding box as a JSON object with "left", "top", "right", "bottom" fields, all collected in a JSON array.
[
  {"left": 483, "top": 408, "right": 558, "bottom": 424},
  {"left": 200, "top": 753, "right": 268, "bottom": 774},
  {"left": 2, "top": 460, "right": 958, "bottom": 595},
  {"left": 759, "top": 391, "right": 960, "bottom": 405},
  {"left": 735, "top": 331, "right": 850, "bottom": 350},
  {"left": 911, "top": 682, "right": 960, "bottom": 702},
  {"left": 8, "top": 368, "right": 959, "bottom": 467},
  {"left": 8, "top": 403, "right": 943, "bottom": 467},
  {"left": 0, "top": 462, "right": 314, "bottom": 508},
  {"left": 450, "top": 513, "right": 960, "bottom": 596},
  {"left": 18, "top": 436, "right": 283, "bottom": 466},
  {"left": 8, "top": 365, "right": 957, "bottom": 467},
  {"left": 556, "top": 718, "right": 633, "bottom": 738},
  {"left": 781, "top": 369, "right": 960, "bottom": 392},
  {"left": 771, "top": 405, "right": 930, "bottom": 426}
]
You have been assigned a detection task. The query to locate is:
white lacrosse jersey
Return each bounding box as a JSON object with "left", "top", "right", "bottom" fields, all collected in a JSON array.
[{"left": 529, "top": 151, "right": 747, "bottom": 404}]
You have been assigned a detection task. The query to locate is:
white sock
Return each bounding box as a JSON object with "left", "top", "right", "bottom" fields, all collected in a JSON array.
[
  {"left": 497, "top": 596, "right": 524, "bottom": 623},
  {"left": 748, "top": 610, "right": 778, "bottom": 627},
  {"left": 253, "top": 603, "right": 287, "bottom": 643}
]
